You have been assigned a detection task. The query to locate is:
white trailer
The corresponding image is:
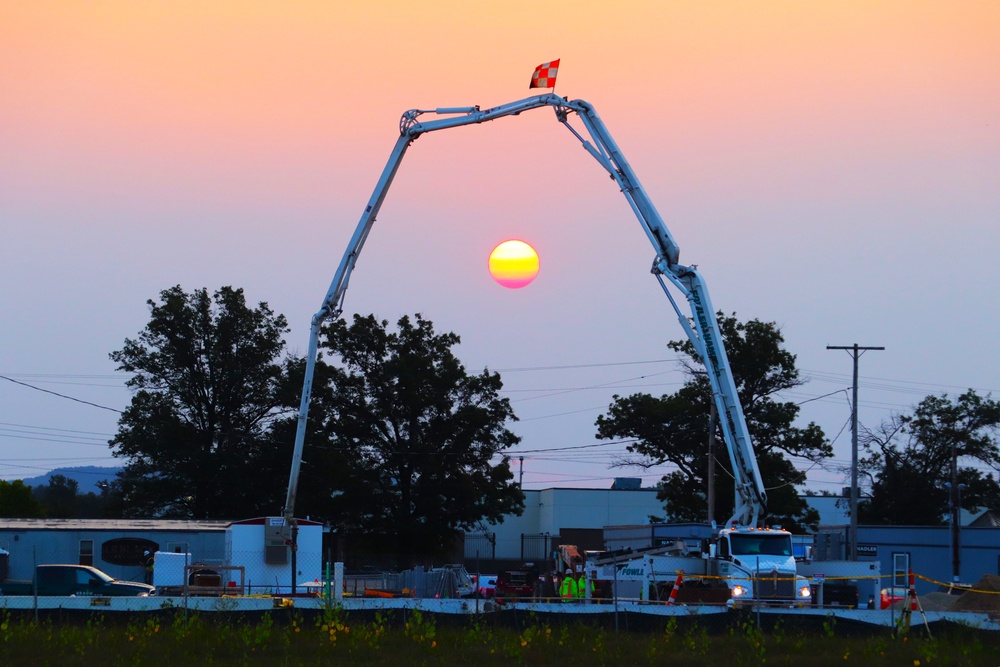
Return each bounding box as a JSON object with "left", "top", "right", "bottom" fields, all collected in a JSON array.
[{"left": 225, "top": 517, "right": 322, "bottom": 594}]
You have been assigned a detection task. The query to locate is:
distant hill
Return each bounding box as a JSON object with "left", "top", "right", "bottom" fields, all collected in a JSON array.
[{"left": 18, "top": 466, "right": 122, "bottom": 490}]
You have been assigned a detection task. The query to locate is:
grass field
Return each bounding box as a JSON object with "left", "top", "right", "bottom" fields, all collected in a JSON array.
[{"left": 1, "top": 608, "right": 997, "bottom": 666}]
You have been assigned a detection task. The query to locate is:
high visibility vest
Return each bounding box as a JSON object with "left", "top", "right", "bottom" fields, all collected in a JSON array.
[
  {"left": 559, "top": 576, "right": 578, "bottom": 599},
  {"left": 577, "top": 577, "right": 589, "bottom": 598}
]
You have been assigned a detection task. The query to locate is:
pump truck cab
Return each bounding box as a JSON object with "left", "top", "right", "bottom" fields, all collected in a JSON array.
[{"left": 713, "top": 526, "right": 811, "bottom": 605}]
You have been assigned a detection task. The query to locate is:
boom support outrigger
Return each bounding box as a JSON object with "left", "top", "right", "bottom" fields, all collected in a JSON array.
[{"left": 283, "top": 94, "right": 767, "bottom": 531}]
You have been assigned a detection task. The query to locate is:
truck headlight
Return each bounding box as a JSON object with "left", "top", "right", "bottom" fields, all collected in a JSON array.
[
  {"left": 731, "top": 585, "right": 746, "bottom": 597},
  {"left": 798, "top": 585, "right": 811, "bottom": 598}
]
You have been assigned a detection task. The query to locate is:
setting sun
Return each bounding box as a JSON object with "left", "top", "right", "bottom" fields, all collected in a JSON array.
[{"left": 489, "top": 240, "right": 539, "bottom": 289}]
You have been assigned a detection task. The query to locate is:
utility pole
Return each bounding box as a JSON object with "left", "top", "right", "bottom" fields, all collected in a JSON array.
[
  {"left": 947, "top": 444, "right": 965, "bottom": 583},
  {"left": 827, "top": 343, "right": 884, "bottom": 561}
]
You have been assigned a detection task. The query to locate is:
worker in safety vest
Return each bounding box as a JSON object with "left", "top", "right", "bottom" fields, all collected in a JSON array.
[
  {"left": 142, "top": 550, "right": 154, "bottom": 584},
  {"left": 576, "top": 572, "right": 589, "bottom": 599},
  {"left": 558, "top": 569, "right": 578, "bottom": 600}
]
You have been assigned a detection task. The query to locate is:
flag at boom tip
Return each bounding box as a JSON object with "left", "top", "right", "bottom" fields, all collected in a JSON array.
[{"left": 529, "top": 59, "right": 560, "bottom": 89}]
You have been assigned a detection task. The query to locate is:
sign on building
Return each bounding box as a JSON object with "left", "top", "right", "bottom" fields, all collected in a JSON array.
[{"left": 856, "top": 543, "right": 878, "bottom": 558}]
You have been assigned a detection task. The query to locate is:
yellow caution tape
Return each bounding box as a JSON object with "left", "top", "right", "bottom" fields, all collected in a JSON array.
[
  {"left": 644, "top": 570, "right": 999, "bottom": 595},
  {"left": 913, "top": 573, "right": 1000, "bottom": 595}
]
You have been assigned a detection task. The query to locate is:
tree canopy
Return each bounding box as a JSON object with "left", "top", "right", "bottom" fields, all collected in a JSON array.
[
  {"left": 858, "top": 390, "right": 1000, "bottom": 525},
  {"left": 595, "top": 314, "right": 831, "bottom": 532},
  {"left": 0, "top": 480, "right": 44, "bottom": 518},
  {"left": 285, "top": 313, "right": 524, "bottom": 568},
  {"left": 32, "top": 475, "right": 80, "bottom": 518},
  {"left": 30, "top": 475, "right": 122, "bottom": 519},
  {"left": 109, "top": 285, "right": 294, "bottom": 519}
]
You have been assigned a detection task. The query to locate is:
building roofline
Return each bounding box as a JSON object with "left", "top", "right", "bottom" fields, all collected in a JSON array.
[{"left": 0, "top": 519, "right": 232, "bottom": 532}]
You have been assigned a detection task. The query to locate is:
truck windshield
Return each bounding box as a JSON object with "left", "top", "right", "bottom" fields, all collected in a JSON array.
[{"left": 730, "top": 534, "right": 792, "bottom": 557}]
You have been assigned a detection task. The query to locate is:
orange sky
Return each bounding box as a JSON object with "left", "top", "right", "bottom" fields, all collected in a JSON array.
[{"left": 4, "top": 2, "right": 997, "bottom": 211}]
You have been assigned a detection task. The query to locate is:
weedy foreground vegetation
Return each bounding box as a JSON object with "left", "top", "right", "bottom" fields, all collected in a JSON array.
[{"left": 1, "top": 608, "right": 997, "bottom": 666}]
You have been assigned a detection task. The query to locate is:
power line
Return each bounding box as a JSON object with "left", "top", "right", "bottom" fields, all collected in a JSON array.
[
  {"left": 494, "top": 358, "right": 683, "bottom": 373},
  {"left": 0, "top": 373, "right": 126, "bottom": 379},
  {"left": 5, "top": 364, "right": 995, "bottom": 398},
  {"left": 0, "top": 374, "right": 122, "bottom": 413},
  {"left": 507, "top": 439, "right": 638, "bottom": 454},
  {"left": 503, "top": 379, "right": 683, "bottom": 394},
  {"left": 508, "top": 371, "right": 682, "bottom": 404},
  {"left": 802, "top": 368, "right": 1000, "bottom": 395},
  {"left": 0, "top": 433, "right": 112, "bottom": 447},
  {"left": 792, "top": 388, "right": 850, "bottom": 406},
  {"left": 0, "top": 422, "right": 114, "bottom": 437},
  {"left": 4, "top": 357, "right": 992, "bottom": 492},
  {"left": 0, "top": 456, "right": 112, "bottom": 462}
]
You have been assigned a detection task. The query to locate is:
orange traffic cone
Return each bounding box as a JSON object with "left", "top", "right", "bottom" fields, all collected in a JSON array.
[
  {"left": 666, "top": 571, "right": 684, "bottom": 606},
  {"left": 908, "top": 569, "right": 917, "bottom": 611}
]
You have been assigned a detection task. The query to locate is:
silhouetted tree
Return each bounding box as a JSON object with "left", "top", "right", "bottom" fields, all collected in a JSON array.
[
  {"left": 110, "top": 286, "right": 294, "bottom": 519},
  {"left": 32, "top": 475, "right": 79, "bottom": 518},
  {"left": 282, "top": 313, "right": 524, "bottom": 568},
  {"left": 858, "top": 390, "right": 1000, "bottom": 524},
  {"left": 0, "top": 480, "right": 44, "bottom": 518},
  {"left": 596, "top": 314, "right": 831, "bottom": 532}
]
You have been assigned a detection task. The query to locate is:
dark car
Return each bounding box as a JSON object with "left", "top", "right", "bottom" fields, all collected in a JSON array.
[{"left": 1, "top": 564, "right": 154, "bottom": 597}]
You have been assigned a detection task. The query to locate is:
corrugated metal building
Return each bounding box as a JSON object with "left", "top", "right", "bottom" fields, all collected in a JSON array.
[
  {"left": 821, "top": 524, "right": 1000, "bottom": 594},
  {"left": 463, "top": 486, "right": 663, "bottom": 565}
]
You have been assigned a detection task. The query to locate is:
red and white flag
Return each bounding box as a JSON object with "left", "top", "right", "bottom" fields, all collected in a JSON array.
[{"left": 529, "top": 59, "right": 560, "bottom": 89}]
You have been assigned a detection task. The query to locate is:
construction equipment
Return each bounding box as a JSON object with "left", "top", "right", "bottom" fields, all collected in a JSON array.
[
  {"left": 280, "top": 92, "right": 807, "bottom": 604},
  {"left": 554, "top": 545, "right": 585, "bottom": 577},
  {"left": 282, "top": 92, "right": 761, "bottom": 526},
  {"left": 587, "top": 528, "right": 811, "bottom": 605}
]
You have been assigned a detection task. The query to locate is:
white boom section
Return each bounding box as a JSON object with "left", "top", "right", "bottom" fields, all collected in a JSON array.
[{"left": 283, "top": 94, "right": 767, "bottom": 528}]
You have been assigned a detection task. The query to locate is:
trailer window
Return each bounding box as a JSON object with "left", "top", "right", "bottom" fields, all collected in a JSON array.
[{"left": 79, "top": 540, "right": 94, "bottom": 566}]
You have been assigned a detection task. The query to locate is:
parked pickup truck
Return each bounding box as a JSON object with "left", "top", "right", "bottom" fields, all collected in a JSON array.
[{"left": 0, "top": 564, "right": 154, "bottom": 597}]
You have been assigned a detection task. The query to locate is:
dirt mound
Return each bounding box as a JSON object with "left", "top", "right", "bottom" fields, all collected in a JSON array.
[
  {"left": 918, "top": 592, "right": 957, "bottom": 612},
  {"left": 949, "top": 574, "right": 1000, "bottom": 613},
  {"left": 886, "top": 594, "right": 954, "bottom": 612}
]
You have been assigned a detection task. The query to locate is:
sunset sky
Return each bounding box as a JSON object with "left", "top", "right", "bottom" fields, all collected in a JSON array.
[{"left": 2, "top": 2, "right": 998, "bottom": 502}]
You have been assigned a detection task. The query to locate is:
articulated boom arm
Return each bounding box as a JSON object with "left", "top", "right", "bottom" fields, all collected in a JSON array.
[{"left": 283, "top": 94, "right": 767, "bottom": 528}]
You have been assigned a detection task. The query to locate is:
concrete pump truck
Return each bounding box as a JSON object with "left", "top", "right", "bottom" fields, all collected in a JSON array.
[{"left": 280, "top": 91, "right": 811, "bottom": 605}]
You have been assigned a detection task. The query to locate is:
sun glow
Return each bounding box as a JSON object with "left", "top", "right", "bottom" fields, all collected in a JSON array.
[{"left": 488, "top": 239, "right": 539, "bottom": 289}]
